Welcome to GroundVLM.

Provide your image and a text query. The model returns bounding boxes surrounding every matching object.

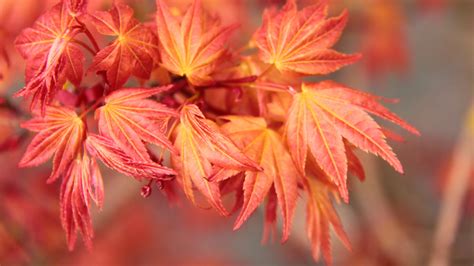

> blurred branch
[353,153,418,265]
[429,103,473,266]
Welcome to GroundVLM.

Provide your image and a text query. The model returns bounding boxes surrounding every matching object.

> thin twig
[429,104,473,266]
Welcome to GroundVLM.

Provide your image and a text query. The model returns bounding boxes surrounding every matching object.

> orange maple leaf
[89,2,159,89]
[155,0,237,85]
[286,81,419,201]
[95,85,178,162]
[215,116,299,242]
[254,0,360,75]
[171,105,260,215]
[19,106,85,183]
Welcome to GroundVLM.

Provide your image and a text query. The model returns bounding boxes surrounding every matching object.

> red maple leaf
[89,2,159,89]
[304,177,351,265]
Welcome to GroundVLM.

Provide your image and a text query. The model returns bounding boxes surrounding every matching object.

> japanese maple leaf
[60,152,103,250]
[155,0,237,86]
[305,177,351,265]
[215,116,299,241]
[254,0,360,75]
[95,85,178,162]
[171,105,260,215]
[89,2,159,89]
[19,106,85,182]
[86,134,176,181]
[14,2,85,112]
[286,81,419,201]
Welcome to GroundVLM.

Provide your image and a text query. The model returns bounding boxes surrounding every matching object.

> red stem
[79,95,105,119]
[74,17,100,52]
[72,39,96,55]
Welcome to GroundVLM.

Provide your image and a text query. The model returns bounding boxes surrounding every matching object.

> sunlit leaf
[155,0,237,85]
[286,81,418,201]
[254,0,360,75]
[218,116,299,241]
[171,105,260,215]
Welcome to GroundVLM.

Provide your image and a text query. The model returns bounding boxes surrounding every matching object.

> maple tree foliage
[10,0,419,263]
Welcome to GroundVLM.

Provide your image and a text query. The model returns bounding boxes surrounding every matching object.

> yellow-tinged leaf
[19,106,85,183]
[286,81,418,201]
[172,105,260,216]
[219,116,299,242]
[96,86,178,162]
[254,0,360,75]
[155,0,237,85]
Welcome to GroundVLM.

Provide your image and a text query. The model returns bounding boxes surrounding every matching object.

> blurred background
[0,0,472,265]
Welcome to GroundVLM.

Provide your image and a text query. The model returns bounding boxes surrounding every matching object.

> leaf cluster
[13,0,418,263]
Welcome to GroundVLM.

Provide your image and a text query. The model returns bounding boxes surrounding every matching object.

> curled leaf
[60,152,103,250]
[14,2,85,113]
[172,105,260,215]
[86,134,176,180]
